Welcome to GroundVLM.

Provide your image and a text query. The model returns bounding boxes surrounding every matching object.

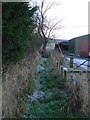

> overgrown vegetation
[2,50,40,118]
[20,57,87,118]
[2,2,41,118]
[2,2,37,65]
[20,58,70,118]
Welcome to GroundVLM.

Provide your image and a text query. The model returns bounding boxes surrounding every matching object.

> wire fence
[64,54,90,71]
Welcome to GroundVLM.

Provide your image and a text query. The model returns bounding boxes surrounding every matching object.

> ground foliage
[20,57,86,118]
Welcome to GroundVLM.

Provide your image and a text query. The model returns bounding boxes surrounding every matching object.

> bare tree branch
[33,0,62,51]
[43,2,54,14]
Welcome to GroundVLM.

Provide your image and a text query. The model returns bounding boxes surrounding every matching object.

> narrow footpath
[21,57,84,118]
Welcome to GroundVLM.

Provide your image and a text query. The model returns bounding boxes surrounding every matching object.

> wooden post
[70,56,73,68]
[60,66,63,77]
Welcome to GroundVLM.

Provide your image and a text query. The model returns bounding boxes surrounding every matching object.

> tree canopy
[2,2,37,65]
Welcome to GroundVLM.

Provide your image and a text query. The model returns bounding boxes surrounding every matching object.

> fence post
[70,56,73,68]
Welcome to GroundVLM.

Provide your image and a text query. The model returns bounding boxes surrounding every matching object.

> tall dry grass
[2,51,41,118]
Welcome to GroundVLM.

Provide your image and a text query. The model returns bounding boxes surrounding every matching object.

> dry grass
[2,51,41,118]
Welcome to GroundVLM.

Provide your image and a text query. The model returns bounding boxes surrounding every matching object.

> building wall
[68,34,90,57]
[80,41,90,57]
[75,35,88,56]
[68,38,75,54]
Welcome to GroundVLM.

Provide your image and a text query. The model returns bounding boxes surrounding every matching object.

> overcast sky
[31,0,89,39]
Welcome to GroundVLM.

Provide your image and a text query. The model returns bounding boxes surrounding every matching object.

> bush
[2,2,37,65]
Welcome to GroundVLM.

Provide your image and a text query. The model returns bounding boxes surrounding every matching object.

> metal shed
[68,34,90,57]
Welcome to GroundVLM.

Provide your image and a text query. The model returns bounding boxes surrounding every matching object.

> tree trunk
[42,40,47,52]
[41,39,48,57]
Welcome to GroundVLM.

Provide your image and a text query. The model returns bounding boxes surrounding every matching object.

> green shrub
[2,2,37,65]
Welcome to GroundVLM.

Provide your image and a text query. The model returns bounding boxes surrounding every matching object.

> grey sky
[31,0,89,39]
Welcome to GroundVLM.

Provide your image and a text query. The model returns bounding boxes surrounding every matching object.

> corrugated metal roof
[48,39,68,44]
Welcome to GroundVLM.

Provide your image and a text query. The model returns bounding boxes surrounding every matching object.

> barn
[68,34,90,58]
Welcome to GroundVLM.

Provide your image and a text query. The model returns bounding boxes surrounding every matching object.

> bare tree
[33,0,62,52]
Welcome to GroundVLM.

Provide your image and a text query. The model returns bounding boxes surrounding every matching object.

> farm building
[68,34,90,58]
[55,40,69,53]
[44,39,68,54]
